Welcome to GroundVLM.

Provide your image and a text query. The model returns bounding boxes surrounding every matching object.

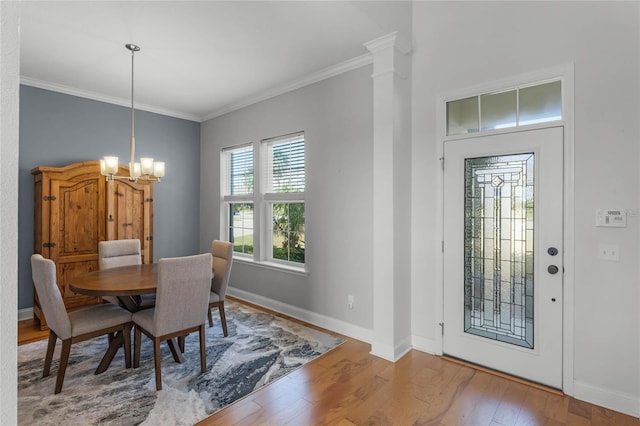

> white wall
[200,66,375,340]
[411,1,639,416]
[0,1,19,423]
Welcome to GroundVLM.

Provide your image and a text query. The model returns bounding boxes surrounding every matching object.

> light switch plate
[598,244,620,261]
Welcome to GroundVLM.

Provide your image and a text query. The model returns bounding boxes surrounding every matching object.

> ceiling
[19,1,411,122]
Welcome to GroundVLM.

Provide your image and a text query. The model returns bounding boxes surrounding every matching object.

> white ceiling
[19,1,410,122]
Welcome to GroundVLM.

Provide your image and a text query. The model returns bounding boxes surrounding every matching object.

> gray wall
[18,85,201,309]
[200,65,374,331]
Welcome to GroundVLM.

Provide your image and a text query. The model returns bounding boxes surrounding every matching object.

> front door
[443,127,564,389]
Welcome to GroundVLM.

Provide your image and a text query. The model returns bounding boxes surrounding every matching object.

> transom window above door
[446,80,562,136]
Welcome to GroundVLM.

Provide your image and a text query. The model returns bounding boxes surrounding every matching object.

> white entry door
[443,127,564,389]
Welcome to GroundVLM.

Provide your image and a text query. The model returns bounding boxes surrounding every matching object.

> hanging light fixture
[100,43,165,182]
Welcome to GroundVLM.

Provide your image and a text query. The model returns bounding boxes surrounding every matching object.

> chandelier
[100,43,165,182]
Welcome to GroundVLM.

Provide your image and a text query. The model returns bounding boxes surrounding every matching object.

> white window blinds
[262,133,305,196]
[222,144,253,197]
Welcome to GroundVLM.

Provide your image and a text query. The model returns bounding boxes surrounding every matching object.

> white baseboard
[229,288,420,364]
[574,380,640,418]
[411,334,441,355]
[18,308,33,322]
[227,287,374,344]
[370,335,413,362]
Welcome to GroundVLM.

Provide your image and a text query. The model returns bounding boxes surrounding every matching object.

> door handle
[547,265,559,274]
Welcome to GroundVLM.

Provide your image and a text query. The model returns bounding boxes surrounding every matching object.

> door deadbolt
[547,247,558,256]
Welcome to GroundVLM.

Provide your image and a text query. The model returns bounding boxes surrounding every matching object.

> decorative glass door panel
[464,154,534,348]
[443,127,563,389]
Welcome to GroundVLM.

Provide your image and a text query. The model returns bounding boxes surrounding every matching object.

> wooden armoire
[32,160,154,329]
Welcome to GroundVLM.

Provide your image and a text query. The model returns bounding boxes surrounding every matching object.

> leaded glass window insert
[464,153,534,349]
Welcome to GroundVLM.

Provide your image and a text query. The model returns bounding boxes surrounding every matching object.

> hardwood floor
[18,302,639,426]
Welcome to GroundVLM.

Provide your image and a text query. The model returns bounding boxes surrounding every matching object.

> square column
[364,32,412,361]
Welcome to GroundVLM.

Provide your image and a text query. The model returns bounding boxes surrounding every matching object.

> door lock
[547,265,559,274]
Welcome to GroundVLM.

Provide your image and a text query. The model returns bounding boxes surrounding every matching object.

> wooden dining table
[71,264,158,312]
[70,263,186,374]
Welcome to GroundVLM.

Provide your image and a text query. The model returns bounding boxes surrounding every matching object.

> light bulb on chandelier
[100,43,165,182]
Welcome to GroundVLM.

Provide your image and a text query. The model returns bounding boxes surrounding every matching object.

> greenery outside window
[229,202,254,255]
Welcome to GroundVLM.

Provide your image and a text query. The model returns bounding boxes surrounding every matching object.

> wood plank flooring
[18,301,639,426]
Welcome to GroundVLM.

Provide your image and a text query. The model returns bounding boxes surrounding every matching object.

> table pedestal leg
[95,331,130,374]
[166,338,185,363]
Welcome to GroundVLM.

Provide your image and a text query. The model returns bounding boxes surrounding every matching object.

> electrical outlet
[347,294,354,309]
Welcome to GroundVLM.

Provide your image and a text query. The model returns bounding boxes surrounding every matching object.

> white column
[0,1,20,423]
[365,32,412,361]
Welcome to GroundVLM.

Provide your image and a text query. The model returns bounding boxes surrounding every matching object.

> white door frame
[434,64,575,395]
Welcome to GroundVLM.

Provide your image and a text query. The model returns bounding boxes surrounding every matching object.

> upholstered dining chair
[132,253,213,391]
[98,239,154,310]
[30,254,133,394]
[208,240,233,337]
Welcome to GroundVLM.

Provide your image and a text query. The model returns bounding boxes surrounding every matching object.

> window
[220,132,305,269]
[262,133,305,265]
[221,144,254,256]
[447,80,562,136]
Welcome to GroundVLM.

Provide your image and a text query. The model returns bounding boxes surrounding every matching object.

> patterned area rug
[18,301,344,425]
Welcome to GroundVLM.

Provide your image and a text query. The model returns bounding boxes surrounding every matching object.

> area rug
[18,300,344,425]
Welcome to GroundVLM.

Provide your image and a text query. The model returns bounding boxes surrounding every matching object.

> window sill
[233,256,308,277]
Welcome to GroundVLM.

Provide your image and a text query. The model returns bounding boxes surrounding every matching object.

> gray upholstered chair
[98,239,154,310]
[132,253,213,391]
[208,240,233,336]
[30,254,133,394]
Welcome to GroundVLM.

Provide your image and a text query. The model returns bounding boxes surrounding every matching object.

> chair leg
[199,324,206,373]
[54,339,72,394]
[178,335,185,353]
[207,307,213,328]
[43,331,57,378]
[153,338,162,391]
[134,326,142,368]
[123,323,132,368]
[219,302,228,337]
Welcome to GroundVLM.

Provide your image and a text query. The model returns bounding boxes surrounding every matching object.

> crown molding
[21,50,373,123]
[202,52,373,121]
[20,76,201,122]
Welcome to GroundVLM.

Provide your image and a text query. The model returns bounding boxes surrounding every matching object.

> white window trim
[220,133,307,274]
[260,132,306,269]
[220,143,255,262]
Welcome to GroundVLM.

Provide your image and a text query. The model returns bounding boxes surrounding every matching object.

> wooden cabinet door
[48,177,104,310]
[106,179,153,263]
